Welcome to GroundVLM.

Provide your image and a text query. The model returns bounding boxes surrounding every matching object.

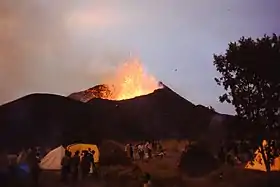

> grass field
[8,140,280,187]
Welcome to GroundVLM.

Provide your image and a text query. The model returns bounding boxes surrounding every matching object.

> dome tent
[245,140,280,172]
[39,145,65,170]
[39,143,100,170]
[67,143,100,163]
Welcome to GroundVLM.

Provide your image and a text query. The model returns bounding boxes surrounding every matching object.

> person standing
[26,148,41,187]
[125,143,132,160]
[71,151,80,183]
[0,150,10,186]
[80,151,90,179]
[17,148,27,164]
[129,144,134,160]
[144,142,150,160]
[147,143,152,159]
[138,144,144,160]
[87,148,96,177]
[133,145,138,160]
[61,150,71,184]
[125,144,130,158]
[141,172,152,187]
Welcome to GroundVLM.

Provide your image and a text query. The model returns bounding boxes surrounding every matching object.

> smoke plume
[0,0,126,104]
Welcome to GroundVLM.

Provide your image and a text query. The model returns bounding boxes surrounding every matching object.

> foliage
[208,106,215,112]
[213,33,280,172]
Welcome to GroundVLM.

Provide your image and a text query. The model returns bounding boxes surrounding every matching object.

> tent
[67,143,99,163]
[39,145,65,170]
[245,140,280,171]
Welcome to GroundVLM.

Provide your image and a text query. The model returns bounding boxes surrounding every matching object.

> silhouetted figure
[144,143,149,160]
[90,149,98,177]
[218,146,225,163]
[125,144,129,157]
[0,150,10,187]
[133,145,138,160]
[158,143,163,153]
[157,143,164,159]
[142,172,151,187]
[152,141,157,152]
[80,151,90,179]
[71,151,80,183]
[138,144,144,160]
[158,150,165,159]
[17,148,28,164]
[147,143,152,159]
[87,149,94,165]
[61,150,71,184]
[87,148,95,176]
[129,144,134,160]
[125,143,133,160]
[26,148,41,187]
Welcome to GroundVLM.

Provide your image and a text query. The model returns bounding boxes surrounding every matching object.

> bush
[178,144,220,177]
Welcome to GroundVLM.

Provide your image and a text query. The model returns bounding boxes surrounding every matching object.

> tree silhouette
[213,34,280,172]
[208,106,215,112]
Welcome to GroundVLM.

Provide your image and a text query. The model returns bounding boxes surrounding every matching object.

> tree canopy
[208,106,215,112]
[213,33,280,172]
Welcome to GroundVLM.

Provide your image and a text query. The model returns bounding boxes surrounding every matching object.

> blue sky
[0,0,279,114]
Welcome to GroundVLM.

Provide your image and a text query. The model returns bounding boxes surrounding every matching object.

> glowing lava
[106,58,161,100]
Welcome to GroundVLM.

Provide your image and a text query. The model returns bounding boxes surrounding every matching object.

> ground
[10,140,280,187]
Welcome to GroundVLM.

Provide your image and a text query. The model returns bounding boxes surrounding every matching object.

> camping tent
[39,143,100,170]
[245,140,280,171]
[39,145,65,170]
[67,143,99,163]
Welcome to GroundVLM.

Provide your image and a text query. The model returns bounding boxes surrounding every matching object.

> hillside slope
[0,84,241,152]
[0,94,99,151]
[86,85,216,141]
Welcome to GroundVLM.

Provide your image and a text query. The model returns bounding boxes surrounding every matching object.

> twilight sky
[0,0,279,114]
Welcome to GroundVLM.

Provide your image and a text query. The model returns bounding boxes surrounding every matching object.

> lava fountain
[105,58,162,100]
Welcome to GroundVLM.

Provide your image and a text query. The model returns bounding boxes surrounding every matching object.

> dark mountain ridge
[86,85,215,141]
[0,84,245,152]
[0,94,98,151]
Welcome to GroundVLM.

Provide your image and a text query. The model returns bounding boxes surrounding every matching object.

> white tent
[40,145,65,170]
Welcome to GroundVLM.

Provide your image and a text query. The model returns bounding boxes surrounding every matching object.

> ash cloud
[0,0,126,104]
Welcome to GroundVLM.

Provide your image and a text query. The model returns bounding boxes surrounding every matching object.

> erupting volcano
[69,58,162,102]
[106,58,161,100]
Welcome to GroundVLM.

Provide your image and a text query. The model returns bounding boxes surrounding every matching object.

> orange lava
[105,58,161,100]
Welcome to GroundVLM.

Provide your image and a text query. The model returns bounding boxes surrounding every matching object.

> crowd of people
[60,148,97,185]
[0,147,41,186]
[124,141,165,161]
[0,147,98,186]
